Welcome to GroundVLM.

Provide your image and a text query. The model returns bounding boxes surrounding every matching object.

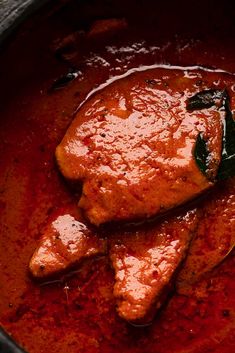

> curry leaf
[193,133,209,176]
[186,89,226,111]
[189,89,235,180]
[217,97,235,180]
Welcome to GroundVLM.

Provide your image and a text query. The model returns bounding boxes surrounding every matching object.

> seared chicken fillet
[109,209,199,323]
[56,68,223,225]
[30,205,106,278]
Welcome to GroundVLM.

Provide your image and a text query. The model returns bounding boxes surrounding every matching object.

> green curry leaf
[188,89,235,180]
[193,133,209,177]
[186,89,226,111]
[217,97,235,180]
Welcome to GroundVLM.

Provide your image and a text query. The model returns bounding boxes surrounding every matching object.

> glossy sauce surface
[0,0,235,352]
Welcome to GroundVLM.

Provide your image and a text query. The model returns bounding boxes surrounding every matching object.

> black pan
[0,0,49,43]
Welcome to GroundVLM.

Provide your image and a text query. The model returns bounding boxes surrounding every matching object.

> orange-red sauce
[0,0,235,352]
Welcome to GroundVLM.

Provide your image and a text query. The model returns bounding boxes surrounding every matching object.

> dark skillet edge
[0,0,50,45]
[0,3,52,352]
[0,327,27,353]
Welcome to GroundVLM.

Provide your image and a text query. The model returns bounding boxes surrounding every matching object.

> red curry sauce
[0,0,235,352]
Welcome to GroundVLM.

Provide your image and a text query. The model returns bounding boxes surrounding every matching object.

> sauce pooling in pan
[0,0,235,352]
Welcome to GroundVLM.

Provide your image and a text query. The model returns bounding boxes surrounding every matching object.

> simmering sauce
[0,0,235,352]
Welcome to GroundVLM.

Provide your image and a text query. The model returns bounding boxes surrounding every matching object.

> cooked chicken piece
[56,68,224,225]
[29,205,106,278]
[109,208,199,323]
[177,177,235,293]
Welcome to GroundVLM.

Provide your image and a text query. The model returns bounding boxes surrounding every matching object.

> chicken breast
[56,68,223,225]
[109,208,199,323]
[29,205,106,278]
